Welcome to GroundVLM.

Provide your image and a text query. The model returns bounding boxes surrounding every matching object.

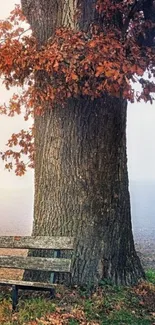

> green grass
[101,310,152,324]
[17,297,56,322]
[0,273,154,325]
[0,296,56,325]
[145,269,155,284]
[68,320,79,325]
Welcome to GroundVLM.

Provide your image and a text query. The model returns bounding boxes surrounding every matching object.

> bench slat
[0,279,56,288]
[0,256,71,272]
[0,236,74,250]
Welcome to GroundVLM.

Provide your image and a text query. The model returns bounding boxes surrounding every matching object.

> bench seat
[0,278,57,288]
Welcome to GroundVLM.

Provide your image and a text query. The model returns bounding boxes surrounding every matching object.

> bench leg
[12,285,18,311]
[50,288,55,299]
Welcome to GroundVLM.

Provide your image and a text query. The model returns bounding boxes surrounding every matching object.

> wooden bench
[0,236,74,310]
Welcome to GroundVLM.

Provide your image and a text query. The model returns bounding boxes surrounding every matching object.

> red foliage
[1,127,34,175]
[0,2,155,174]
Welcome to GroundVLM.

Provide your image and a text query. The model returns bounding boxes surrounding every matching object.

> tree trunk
[21,0,145,285]
[30,95,144,285]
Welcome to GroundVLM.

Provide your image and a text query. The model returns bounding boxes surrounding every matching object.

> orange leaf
[6,57,13,65]
[53,60,59,71]
[71,72,78,81]
[88,40,96,48]
[95,66,105,77]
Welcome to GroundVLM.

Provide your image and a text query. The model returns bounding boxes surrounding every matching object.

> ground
[0,240,154,324]
[135,230,155,270]
[0,275,155,324]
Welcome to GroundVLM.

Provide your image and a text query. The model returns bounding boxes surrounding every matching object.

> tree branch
[123,0,155,46]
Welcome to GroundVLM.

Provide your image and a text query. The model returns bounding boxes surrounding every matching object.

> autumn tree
[1,0,155,285]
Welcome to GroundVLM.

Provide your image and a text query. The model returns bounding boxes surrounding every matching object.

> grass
[146,269,155,284]
[0,270,154,324]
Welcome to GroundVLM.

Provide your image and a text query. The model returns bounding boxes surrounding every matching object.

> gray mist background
[0,0,155,238]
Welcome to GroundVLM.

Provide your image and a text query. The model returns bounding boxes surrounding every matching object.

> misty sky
[0,0,155,193]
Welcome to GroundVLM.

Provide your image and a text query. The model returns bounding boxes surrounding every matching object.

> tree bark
[30,96,144,285]
[21,0,145,285]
